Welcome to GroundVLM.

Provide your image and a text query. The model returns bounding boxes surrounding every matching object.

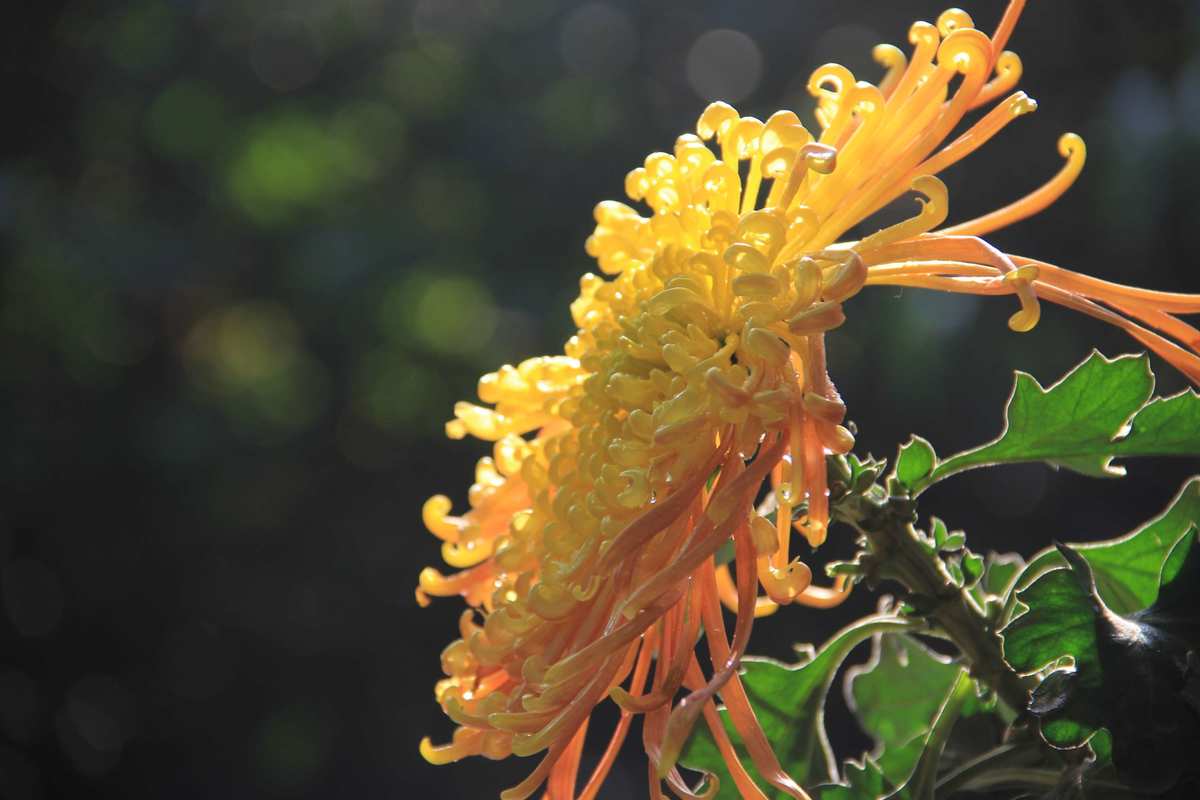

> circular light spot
[183,303,328,438]
[686,29,764,103]
[559,3,637,76]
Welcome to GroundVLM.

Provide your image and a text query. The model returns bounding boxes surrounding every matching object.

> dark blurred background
[3,0,1200,797]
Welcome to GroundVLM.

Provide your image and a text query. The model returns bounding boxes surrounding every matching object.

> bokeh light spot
[413,277,497,356]
[226,113,375,225]
[376,271,498,357]
[686,29,764,103]
[184,303,328,439]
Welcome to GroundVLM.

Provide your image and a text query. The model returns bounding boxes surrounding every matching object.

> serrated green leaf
[846,453,886,491]
[979,553,1024,598]
[934,351,1152,480]
[1114,389,1200,457]
[1041,711,1103,750]
[1002,537,1200,793]
[939,533,965,553]
[1138,527,1200,645]
[1013,478,1200,615]
[679,616,914,798]
[1089,728,1113,767]
[826,561,862,578]
[969,552,1026,613]
[884,669,975,800]
[1001,568,1100,681]
[895,436,935,492]
[929,518,948,549]
[847,634,966,786]
[961,553,984,588]
[1107,533,1200,792]
[1160,527,1197,589]
[817,758,890,800]
[1027,668,1103,748]
[908,352,1200,494]
[946,559,964,587]
[999,557,1110,751]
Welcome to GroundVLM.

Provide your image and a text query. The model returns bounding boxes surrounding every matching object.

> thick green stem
[833,490,1035,714]
[890,521,1032,714]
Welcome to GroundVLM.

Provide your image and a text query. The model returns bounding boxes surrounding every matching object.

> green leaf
[816,758,890,800]
[679,616,914,798]
[906,352,1200,494]
[1160,526,1197,589]
[846,634,966,785]
[1115,389,1200,457]
[1139,527,1200,645]
[1089,728,1113,768]
[846,453,887,495]
[1001,567,1101,681]
[1026,667,1103,748]
[1002,538,1200,794]
[945,559,964,588]
[930,518,948,549]
[894,435,935,493]
[1000,555,1110,751]
[978,552,1024,599]
[1013,478,1200,615]
[961,552,984,588]
[969,552,1026,617]
[884,670,975,800]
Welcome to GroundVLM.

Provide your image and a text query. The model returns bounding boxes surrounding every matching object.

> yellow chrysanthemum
[417,3,1200,798]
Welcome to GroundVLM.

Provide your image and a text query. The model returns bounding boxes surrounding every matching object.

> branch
[830,474,1034,714]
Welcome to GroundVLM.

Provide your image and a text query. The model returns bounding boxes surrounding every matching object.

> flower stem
[831,484,1034,714]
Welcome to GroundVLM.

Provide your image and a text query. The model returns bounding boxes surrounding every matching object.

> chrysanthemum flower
[417,2,1200,797]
